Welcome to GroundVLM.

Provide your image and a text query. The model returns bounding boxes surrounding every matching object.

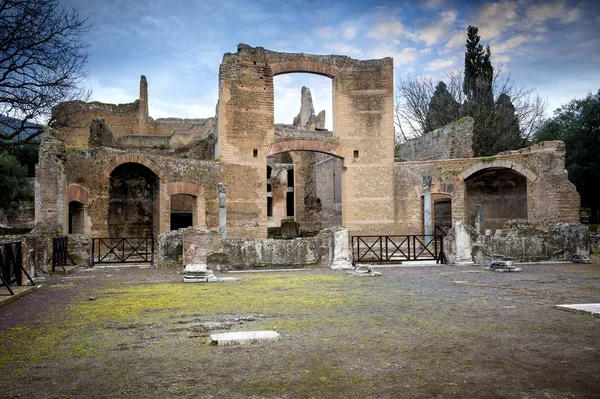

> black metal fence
[91,237,154,266]
[0,241,35,295]
[51,236,75,272]
[352,235,445,264]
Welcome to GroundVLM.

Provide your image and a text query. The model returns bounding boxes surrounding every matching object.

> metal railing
[1,241,35,295]
[91,237,154,266]
[51,236,75,272]
[352,234,445,264]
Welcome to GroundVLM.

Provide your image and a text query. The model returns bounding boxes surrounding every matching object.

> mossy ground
[1,264,599,398]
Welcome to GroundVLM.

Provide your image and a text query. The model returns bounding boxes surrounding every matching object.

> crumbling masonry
[32,44,583,271]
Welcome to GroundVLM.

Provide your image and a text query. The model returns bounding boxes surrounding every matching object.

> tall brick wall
[217,44,395,238]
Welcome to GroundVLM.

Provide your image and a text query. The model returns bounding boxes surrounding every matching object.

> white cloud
[474,0,520,40]
[315,27,335,39]
[421,0,446,9]
[443,31,466,53]
[90,78,138,105]
[343,26,357,40]
[325,43,363,58]
[526,0,582,25]
[369,44,418,66]
[367,18,409,42]
[416,9,457,46]
[425,58,455,71]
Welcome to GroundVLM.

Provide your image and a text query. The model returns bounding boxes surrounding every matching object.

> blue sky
[61,0,600,130]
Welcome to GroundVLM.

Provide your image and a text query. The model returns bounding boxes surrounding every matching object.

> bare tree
[394,75,436,141]
[0,0,90,146]
[394,67,547,154]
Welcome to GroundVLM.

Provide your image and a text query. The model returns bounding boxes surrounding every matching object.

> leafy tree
[424,81,460,133]
[0,151,31,211]
[0,0,90,146]
[394,26,546,156]
[463,25,493,105]
[534,90,600,211]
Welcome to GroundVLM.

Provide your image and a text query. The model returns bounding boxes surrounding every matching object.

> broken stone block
[348,265,381,277]
[207,331,280,346]
[88,118,117,147]
[183,263,217,283]
[280,219,298,239]
[571,254,592,264]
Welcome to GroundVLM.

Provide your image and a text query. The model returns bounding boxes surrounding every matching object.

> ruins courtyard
[1,263,599,398]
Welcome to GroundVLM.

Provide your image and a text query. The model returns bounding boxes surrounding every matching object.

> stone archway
[108,163,160,238]
[166,182,206,229]
[464,167,529,231]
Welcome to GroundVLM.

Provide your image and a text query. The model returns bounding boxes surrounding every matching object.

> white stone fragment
[207,331,280,346]
[454,222,475,265]
[554,304,600,316]
[330,229,353,270]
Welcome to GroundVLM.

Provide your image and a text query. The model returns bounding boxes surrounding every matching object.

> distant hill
[0,115,42,143]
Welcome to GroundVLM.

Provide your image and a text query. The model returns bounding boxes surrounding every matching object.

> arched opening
[274,73,332,130]
[108,163,159,238]
[170,194,194,231]
[269,73,342,235]
[68,201,85,234]
[465,167,527,231]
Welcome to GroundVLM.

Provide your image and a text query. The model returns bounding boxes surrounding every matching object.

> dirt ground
[1,262,599,399]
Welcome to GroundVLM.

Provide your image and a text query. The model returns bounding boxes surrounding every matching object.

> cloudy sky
[60,0,600,130]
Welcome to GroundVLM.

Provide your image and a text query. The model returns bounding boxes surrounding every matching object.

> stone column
[218,183,227,240]
[330,228,353,270]
[137,75,149,135]
[474,204,483,234]
[423,176,432,237]
[454,221,475,265]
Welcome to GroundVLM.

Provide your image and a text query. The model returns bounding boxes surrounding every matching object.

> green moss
[481,156,496,163]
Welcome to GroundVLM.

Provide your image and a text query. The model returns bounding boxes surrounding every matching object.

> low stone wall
[159,227,343,270]
[157,229,184,267]
[470,222,587,263]
[218,230,333,270]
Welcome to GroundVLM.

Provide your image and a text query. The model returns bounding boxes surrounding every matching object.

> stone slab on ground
[207,331,280,346]
[554,303,600,317]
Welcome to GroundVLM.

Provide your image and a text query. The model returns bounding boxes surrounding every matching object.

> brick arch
[67,184,89,204]
[103,153,167,184]
[270,60,340,78]
[262,140,348,159]
[166,182,204,198]
[166,181,206,228]
[460,159,537,182]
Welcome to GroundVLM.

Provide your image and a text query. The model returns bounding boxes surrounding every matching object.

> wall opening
[433,197,452,234]
[170,194,194,231]
[108,163,159,238]
[274,74,332,130]
[465,167,527,231]
[68,201,85,234]
[267,152,293,228]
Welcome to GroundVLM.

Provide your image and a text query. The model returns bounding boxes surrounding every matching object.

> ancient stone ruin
[24,43,586,275]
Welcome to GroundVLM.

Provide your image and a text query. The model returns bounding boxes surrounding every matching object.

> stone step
[207,331,280,346]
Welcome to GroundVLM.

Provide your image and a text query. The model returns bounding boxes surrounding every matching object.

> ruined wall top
[222,43,392,76]
[396,117,475,162]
